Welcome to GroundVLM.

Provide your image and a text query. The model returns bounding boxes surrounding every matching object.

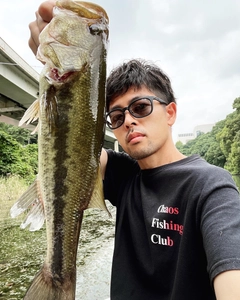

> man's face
[108,86,177,168]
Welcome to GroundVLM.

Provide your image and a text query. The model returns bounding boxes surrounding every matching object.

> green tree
[190,132,212,157]
[176,122,226,168]
[0,130,21,176]
[0,129,38,183]
[0,123,37,145]
[225,131,240,175]
[204,120,226,168]
[24,143,38,176]
[233,96,240,111]
[204,142,226,168]
[176,138,197,156]
[217,97,240,173]
[175,141,184,153]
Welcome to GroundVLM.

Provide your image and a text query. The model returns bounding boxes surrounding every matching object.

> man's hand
[214,270,240,300]
[28,0,56,55]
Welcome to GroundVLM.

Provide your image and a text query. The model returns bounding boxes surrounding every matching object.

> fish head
[37,0,109,83]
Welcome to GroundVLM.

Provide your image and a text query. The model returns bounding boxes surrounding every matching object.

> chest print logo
[157,204,179,215]
[150,204,184,247]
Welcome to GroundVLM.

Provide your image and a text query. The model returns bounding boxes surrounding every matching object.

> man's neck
[137,147,186,170]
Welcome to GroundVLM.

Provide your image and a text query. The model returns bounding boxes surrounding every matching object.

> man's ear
[166,102,177,126]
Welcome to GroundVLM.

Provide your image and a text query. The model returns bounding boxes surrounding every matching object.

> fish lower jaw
[48,68,75,83]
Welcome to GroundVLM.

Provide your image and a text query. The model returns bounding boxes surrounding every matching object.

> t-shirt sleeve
[103,149,139,206]
[200,170,240,282]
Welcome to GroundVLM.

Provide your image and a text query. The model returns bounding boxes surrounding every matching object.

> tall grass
[0,176,46,299]
[0,175,28,227]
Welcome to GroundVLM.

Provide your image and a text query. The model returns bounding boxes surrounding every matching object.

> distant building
[177,132,195,144]
[177,123,215,144]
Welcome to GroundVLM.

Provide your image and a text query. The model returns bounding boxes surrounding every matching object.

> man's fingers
[28,1,55,56]
[38,1,55,22]
[28,20,41,55]
[28,37,38,57]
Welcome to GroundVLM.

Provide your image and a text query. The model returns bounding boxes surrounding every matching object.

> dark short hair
[106,59,176,111]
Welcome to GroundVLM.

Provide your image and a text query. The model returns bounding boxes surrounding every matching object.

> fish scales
[41,68,105,274]
[10,1,109,299]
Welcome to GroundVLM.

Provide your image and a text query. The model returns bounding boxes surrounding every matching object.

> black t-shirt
[104,150,240,300]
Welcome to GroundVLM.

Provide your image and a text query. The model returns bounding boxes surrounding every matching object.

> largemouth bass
[10,1,109,299]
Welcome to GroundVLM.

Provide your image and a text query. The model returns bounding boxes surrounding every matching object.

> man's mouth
[127,132,145,144]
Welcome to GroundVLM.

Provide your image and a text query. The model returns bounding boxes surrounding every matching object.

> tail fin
[10,178,45,231]
[24,266,76,300]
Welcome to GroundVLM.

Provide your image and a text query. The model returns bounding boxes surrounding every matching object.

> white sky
[1,0,240,141]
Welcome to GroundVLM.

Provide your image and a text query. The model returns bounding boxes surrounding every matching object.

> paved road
[75,203,115,300]
[76,238,114,300]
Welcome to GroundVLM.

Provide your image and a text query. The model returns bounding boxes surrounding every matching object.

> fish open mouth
[49,68,75,82]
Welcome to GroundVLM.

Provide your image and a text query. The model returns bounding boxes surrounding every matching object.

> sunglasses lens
[107,110,124,129]
[130,98,152,117]
[106,97,153,129]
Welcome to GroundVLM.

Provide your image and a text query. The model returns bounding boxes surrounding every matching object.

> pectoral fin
[87,167,111,217]
[19,98,40,134]
[10,177,45,231]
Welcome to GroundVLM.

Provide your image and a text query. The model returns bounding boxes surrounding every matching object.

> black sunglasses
[106,96,168,130]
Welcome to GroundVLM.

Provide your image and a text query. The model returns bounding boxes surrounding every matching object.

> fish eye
[89,24,103,36]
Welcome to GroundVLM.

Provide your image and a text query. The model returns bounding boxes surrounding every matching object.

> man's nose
[123,111,137,128]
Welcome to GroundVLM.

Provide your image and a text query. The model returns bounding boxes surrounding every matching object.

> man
[29,2,240,299]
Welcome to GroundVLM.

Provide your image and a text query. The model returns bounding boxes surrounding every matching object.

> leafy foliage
[0,124,38,183]
[176,121,226,167]
[0,123,37,145]
[176,97,240,185]
[216,97,240,174]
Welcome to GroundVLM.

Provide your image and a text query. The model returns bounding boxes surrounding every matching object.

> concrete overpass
[0,37,118,150]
